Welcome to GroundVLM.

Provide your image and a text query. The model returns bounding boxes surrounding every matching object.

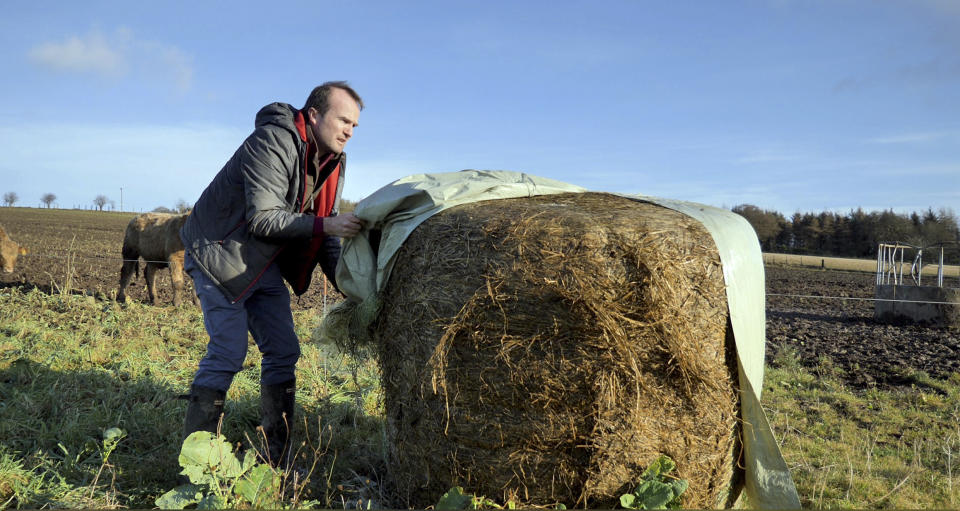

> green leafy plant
[435,486,516,510]
[620,455,688,509]
[435,486,569,510]
[155,431,317,509]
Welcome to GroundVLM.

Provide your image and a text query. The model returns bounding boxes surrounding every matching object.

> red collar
[294,110,308,142]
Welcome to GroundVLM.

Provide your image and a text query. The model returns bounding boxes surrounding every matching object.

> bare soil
[766,265,960,389]
[0,207,336,310]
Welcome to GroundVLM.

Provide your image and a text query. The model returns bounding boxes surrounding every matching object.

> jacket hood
[254,102,299,134]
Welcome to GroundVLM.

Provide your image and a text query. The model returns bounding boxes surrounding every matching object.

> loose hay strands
[372,193,744,508]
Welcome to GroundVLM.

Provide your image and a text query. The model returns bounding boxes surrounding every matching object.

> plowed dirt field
[0,207,336,309]
[766,265,960,388]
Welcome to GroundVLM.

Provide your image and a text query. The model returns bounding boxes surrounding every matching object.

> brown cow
[118,212,196,306]
[0,224,28,273]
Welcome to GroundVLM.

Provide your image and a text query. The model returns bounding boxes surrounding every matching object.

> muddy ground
[0,208,338,310]
[2,208,958,389]
[766,265,960,388]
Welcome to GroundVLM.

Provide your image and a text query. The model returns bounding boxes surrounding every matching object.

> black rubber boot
[182,385,226,442]
[178,385,225,485]
[260,379,296,468]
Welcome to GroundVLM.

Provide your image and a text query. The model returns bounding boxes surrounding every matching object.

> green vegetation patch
[0,287,385,509]
[765,346,960,509]
[5,283,960,509]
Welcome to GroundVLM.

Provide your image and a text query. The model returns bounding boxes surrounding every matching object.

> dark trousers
[184,252,300,392]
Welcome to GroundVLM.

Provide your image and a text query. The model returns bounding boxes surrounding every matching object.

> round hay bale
[376,192,743,508]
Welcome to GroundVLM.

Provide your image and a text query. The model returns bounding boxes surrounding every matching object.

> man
[179,82,364,466]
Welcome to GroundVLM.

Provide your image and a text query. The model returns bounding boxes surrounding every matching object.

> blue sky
[0,1,957,216]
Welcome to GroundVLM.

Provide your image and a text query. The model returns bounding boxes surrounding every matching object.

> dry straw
[364,192,742,508]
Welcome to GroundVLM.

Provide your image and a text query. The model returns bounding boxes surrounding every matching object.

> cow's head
[0,239,28,273]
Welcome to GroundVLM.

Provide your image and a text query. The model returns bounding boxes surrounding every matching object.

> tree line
[3,191,191,213]
[733,204,960,257]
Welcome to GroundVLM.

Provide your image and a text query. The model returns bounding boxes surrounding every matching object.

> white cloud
[28,30,124,75]
[141,40,194,93]
[866,131,959,144]
[27,28,194,93]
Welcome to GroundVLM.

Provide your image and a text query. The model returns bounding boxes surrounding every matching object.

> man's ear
[307,107,319,124]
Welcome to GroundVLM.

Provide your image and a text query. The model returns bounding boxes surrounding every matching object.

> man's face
[309,88,360,155]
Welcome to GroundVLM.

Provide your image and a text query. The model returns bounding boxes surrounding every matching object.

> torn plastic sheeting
[332,170,800,509]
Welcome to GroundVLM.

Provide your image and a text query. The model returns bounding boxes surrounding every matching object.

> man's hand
[323,213,363,238]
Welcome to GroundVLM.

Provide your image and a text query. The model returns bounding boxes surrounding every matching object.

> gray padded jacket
[180,102,345,303]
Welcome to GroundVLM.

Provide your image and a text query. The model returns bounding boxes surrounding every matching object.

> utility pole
[120,187,123,212]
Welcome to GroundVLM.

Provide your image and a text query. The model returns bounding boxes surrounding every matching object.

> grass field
[0,289,385,509]
[764,348,960,508]
[0,284,959,508]
[2,207,960,508]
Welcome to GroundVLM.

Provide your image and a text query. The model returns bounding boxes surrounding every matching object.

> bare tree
[93,195,109,211]
[2,191,17,207]
[175,198,192,214]
[41,193,56,208]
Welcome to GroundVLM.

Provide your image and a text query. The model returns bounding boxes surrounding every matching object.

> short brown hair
[303,81,364,116]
